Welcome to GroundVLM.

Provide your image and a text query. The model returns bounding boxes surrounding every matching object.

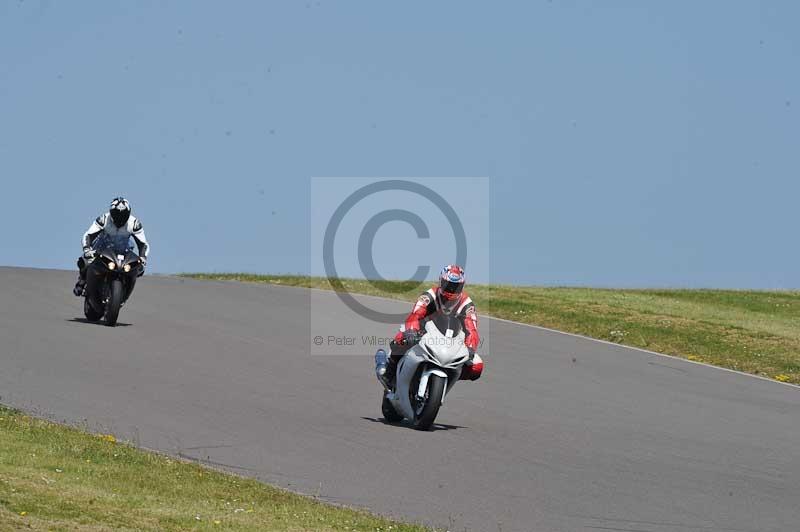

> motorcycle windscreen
[422,316,468,367]
[430,312,463,337]
[92,234,135,256]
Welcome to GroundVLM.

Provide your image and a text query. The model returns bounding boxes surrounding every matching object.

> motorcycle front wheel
[412,374,445,431]
[105,279,124,326]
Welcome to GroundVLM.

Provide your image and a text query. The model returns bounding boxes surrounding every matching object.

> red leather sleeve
[404,292,434,331]
[462,304,480,351]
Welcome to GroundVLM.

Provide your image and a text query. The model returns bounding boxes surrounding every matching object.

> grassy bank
[0,406,427,531]
[184,274,800,385]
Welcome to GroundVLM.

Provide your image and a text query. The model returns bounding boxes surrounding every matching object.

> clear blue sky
[1,1,797,288]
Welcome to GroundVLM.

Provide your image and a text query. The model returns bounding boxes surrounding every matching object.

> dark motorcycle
[83,237,143,326]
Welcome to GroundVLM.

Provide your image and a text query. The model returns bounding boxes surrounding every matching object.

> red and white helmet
[438,264,465,302]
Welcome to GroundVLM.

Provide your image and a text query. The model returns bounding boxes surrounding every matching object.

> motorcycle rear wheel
[83,298,103,322]
[381,394,403,423]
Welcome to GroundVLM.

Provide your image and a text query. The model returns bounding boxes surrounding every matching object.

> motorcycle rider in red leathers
[378,265,484,387]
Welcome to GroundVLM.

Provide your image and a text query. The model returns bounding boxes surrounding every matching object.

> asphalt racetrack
[1,267,798,532]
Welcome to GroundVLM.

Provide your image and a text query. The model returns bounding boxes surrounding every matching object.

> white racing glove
[83,247,96,261]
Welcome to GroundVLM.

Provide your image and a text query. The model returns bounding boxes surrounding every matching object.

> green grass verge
[183,274,800,385]
[0,406,427,531]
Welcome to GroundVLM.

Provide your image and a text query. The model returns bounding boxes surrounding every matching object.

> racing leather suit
[74,213,150,293]
[387,287,483,381]
[83,213,149,256]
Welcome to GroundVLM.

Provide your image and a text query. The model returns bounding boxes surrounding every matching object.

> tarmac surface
[1,267,798,531]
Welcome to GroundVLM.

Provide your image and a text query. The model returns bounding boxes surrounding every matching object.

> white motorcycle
[375,313,481,430]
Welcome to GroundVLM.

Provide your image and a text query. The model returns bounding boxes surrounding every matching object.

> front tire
[83,298,103,322]
[105,279,123,326]
[412,374,445,431]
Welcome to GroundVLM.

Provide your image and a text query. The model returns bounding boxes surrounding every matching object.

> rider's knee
[460,353,484,381]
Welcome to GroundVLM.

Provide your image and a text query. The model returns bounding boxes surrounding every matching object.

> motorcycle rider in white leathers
[73,197,150,296]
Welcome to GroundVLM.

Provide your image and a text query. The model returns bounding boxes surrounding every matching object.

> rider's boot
[73,275,86,297]
[375,349,396,388]
[375,349,389,385]
[73,257,87,297]
[375,347,404,389]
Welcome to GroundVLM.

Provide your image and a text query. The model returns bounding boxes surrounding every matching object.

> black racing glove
[402,329,422,346]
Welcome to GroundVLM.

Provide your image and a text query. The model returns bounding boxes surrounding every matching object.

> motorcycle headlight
[123,264,131,273]
[107,261,116,270]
